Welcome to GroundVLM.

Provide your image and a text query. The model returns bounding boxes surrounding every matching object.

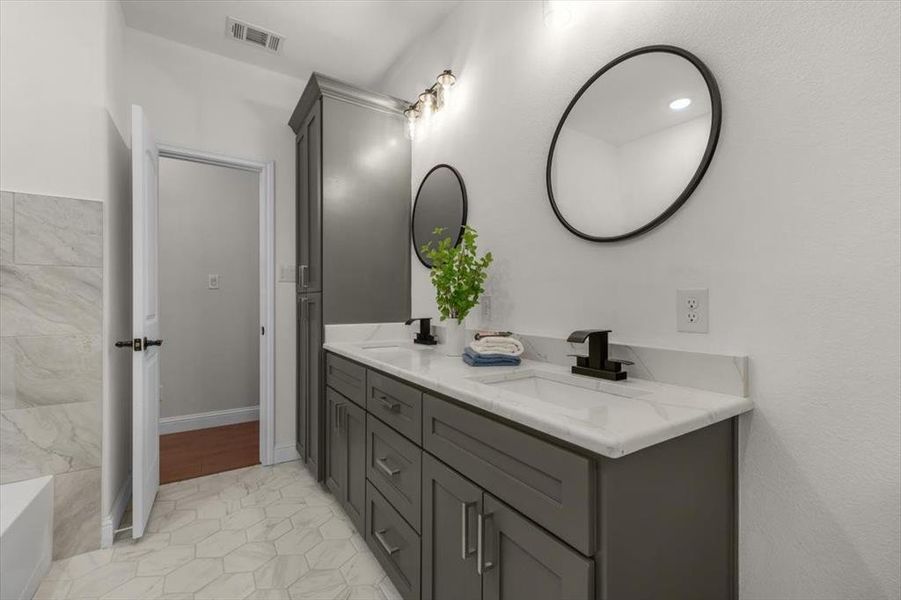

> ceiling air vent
[226,17,283,54]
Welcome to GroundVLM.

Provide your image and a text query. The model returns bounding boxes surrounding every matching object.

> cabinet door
[296,100,321,293]
[482,494,594,600]
[325,389,345,499]
[422,454,482,600]
[295,296,308,462]
[343,401,366,533]
[305,293,322,478]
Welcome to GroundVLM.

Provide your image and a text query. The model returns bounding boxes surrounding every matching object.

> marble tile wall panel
[53,467,102,559]
[1,335,101,409]
[0,190,105,563]
[0,191,12,264]
[0,264,102,336]
[0,400,101,483]
[13,193,102,267]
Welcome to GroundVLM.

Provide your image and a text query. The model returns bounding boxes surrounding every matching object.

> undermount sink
[468,369,650,410]
[357,342,432,359]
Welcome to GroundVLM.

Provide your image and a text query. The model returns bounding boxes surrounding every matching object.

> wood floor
[159,420,259,484]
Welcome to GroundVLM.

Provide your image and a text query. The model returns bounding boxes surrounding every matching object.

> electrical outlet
[481,294,492,322]
[208,274,220,290]
[677,288,708,333]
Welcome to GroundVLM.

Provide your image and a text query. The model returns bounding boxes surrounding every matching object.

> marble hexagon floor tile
[38,462,402,599]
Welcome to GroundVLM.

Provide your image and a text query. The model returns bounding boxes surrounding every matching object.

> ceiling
[121,0,460,91]
[565,52,712,145]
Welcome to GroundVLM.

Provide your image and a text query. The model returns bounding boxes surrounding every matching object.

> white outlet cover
[481,294,492,321]
[677,288,708,333]
[208,274,220,290]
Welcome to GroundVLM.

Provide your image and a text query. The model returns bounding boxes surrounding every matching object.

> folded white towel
[470,336,524,357]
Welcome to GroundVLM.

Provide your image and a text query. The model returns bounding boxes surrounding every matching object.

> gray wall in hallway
[158,158,260,419]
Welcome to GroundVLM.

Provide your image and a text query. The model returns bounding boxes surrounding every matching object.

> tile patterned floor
[34,462,401,600]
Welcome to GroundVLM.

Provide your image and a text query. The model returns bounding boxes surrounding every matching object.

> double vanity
[317,328,752,600]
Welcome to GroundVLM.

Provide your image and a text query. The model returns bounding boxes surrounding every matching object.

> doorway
[156,145,275,483]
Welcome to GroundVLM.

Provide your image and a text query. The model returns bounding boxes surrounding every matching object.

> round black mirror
[547,45,721,242]
[412,164,468,267]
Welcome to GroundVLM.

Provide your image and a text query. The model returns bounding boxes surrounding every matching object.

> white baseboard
[273,443,300,464]
[101,474,131,548]
[159,406,259,435]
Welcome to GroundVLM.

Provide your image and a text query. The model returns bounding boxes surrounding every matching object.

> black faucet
[567,330,633,381]
[405,317,437,345]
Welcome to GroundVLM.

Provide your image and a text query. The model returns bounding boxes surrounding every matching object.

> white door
[131,105,161,539]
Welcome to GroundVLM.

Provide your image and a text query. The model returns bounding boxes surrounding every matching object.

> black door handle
[144,338,163,347]
[115,340,133,348]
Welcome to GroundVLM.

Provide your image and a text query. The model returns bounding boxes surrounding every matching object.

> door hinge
[261,326,265,335]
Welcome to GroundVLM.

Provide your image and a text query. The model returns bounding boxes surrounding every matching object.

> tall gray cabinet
[289,74,411,480]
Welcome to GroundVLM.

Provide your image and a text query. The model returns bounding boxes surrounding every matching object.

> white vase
[443,319,466,357]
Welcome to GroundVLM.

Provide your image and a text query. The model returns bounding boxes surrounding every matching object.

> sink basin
[468,369,649,410]
[357,342,432,361]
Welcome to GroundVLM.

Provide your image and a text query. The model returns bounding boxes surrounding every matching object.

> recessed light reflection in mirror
[669,97,692,111]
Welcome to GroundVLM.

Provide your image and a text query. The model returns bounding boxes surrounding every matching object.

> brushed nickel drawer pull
[374,529,400,555]
[375,457,401,477]
[377,395,401,412]
[477,513,494,575]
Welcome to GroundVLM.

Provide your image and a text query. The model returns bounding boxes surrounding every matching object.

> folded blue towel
[462,346,522,367]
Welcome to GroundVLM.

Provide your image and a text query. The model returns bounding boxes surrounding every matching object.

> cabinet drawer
[367,415,422,532]
[422,394,596,555]
[326,353,365,407]
[366,482,421,600]
[367,370,422,443]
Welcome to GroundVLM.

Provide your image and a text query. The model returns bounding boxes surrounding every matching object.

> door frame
[157,143,276,466]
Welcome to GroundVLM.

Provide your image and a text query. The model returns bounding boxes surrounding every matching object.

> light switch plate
[208,274,220,290]
[677,288,708,333]
[278,264,296,283]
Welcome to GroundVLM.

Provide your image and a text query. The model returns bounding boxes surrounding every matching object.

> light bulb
[418,89,436,120]
[403,106,419,141]
[669,97,692,111]
[436,69,456,108]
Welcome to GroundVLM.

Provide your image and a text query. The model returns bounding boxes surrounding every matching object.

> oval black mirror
[412,164,467,267]
[547,45,721,242]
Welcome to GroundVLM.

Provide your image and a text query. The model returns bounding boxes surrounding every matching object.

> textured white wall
[379,1,901,598]
[158,159,259,418]
[125,29,305,452]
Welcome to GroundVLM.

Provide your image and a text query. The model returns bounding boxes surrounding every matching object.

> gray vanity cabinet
[482,494,594,600]
[324,387,366,533]
[324,388,345,499]
[296,292,321,475]
[322,352,737,600]
[296,100,322,294]
[344,401,367,532]
[422,454,482,600]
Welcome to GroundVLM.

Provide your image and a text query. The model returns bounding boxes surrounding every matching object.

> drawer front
[367,415,422,532]
[326,353,366,407]
[422,394,595,555]
[367,370,422,443]
[366,482,421,600]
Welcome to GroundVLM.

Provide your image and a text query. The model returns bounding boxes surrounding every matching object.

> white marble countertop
[322,338,753,459]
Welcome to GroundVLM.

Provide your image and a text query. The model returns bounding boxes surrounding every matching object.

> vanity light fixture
[669,97,692,111]
[404,69,457,140]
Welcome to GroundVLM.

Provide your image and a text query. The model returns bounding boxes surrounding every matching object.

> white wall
[158,158,259,418]
[0,0,132,547]
[379,1,901,598]
[125,29,305,453]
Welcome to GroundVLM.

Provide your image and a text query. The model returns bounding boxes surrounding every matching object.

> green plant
[421,225,493,322]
